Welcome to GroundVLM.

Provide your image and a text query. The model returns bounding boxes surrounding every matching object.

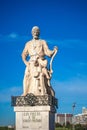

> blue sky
[0,0,87,126]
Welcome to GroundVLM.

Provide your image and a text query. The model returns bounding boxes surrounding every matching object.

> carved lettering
[22,112,42,128]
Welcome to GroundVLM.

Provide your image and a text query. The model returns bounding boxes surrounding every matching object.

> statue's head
[31,26,40,39]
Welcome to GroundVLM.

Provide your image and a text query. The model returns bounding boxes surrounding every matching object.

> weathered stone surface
[14,106,55,130]
[21,26,58,96]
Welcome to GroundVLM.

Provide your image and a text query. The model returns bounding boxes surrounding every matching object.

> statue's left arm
[42,40,58,57]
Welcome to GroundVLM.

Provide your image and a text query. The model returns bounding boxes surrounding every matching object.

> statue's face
[32,28,40,39]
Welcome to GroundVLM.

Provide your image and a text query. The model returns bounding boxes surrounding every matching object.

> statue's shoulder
[39,39,46,44]
[25,40,32,46]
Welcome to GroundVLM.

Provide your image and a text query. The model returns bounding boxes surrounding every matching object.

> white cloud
[8,33,19,38]
[0,86,22,102]
[0,33,29,42]
[52,76,87,96]
[47,39,87,49]
[52,77,87,112]
[79,62,87,67]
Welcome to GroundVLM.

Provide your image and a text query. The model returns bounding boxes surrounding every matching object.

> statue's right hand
[54,46,58,52]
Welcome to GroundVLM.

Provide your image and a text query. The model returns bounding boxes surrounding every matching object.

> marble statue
[22,26,58,96]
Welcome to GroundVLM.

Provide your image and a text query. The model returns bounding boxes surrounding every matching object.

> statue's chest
[29,41,43,52]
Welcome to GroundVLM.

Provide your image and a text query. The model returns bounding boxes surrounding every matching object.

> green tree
[55,123,62,128]
[75,124,84,130]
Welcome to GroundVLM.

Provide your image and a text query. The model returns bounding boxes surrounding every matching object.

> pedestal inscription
[14,106,55,130]
[22,112,42,129]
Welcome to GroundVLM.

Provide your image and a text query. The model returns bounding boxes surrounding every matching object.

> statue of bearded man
[22,26,58,96]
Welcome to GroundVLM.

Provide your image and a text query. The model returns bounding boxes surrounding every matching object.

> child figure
[34,57,50,80]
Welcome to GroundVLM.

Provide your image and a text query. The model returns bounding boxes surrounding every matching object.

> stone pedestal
[12,94,58,130]
[14,106,55,130]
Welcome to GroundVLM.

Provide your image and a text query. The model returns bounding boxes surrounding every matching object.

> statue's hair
[31,26,40,33]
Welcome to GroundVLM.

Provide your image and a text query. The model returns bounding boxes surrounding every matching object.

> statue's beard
[33,35,39,39]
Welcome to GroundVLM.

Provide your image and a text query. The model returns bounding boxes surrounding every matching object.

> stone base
[14,106,55,130]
